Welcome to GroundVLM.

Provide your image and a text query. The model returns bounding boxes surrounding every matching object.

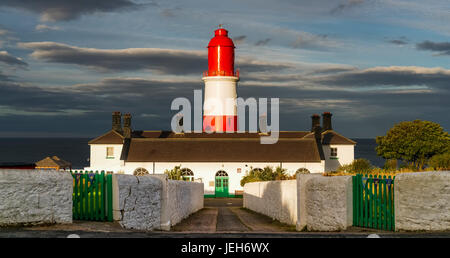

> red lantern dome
[206,27,236,77]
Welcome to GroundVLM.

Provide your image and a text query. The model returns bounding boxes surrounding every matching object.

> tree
[376,120,450,169]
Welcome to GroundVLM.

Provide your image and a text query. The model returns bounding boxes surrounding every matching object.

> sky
[0,0,449,138]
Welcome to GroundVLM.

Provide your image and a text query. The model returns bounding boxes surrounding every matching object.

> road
[0,198,449,238]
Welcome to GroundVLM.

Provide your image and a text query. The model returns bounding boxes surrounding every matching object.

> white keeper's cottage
[84,111,355,197]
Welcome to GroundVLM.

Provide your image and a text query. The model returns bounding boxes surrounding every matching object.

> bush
[164,166,183,180]
[383,159,398,171]
[428,153,450,170]
[337,158,373,174]
[240,166,294,186]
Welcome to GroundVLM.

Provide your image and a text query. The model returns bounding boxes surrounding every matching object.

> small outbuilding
[35,156,72,171]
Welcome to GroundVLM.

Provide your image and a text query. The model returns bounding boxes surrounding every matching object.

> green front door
[215,176,229,197]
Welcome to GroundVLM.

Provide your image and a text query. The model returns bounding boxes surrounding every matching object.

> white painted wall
[244,180,297,225]
[123,161,324,196]
[323,144,354,172]
[87,142,328,196]
[85,144,124,172]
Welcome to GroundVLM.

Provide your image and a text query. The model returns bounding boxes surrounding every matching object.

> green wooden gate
[215,176,229,197]
[71,170,113,222]
[353,174,395,231]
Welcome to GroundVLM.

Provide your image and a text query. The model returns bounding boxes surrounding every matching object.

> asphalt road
[1,198,449,238]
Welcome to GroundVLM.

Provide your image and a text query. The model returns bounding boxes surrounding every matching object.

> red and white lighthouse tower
[202,26,239,133]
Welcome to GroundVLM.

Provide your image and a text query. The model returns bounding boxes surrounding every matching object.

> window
[133,167,149,176]
[215,170,228,177]
[106,147,114,159]
[251,168,263,174]
[330,148,338,158]
[181,168,194,181]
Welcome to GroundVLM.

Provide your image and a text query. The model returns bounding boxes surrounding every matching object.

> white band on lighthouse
[202,75,239,133]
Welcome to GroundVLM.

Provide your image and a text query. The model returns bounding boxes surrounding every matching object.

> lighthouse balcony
[202,69,239,78]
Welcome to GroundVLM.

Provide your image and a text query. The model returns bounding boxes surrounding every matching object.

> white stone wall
[166,180,204,227]
[323,144,354,172]
[297,174,353,231]
[112,174,203,231]
[113,174,162,231]
[0,169,73,226]
[124,162,324,196]
[394,171,450,231]
[243,180,297,225]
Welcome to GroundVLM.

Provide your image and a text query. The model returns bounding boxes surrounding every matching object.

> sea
[0,138,385,169]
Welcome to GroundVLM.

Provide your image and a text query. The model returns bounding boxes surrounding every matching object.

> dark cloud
[0,66,449,138]
[0,71,12,81]
[387,39,408,45]
[19,41,291,74]
[0,51,28,67]
[19,42,207,74]
[416,40,450,55]
[311,66,450,90]
[291,34,332,50]
[233,35,246,45]
[255,38,271,46]
[0,0,141,21]
[330,0,364,14]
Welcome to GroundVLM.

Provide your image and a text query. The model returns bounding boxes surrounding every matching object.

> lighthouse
[202,26,239,133]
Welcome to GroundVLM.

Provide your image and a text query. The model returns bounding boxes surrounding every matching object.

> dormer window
[106,147,114,159]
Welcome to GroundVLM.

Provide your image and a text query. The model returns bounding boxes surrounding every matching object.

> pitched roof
[321,130,356,145]
[123,136,322,162]
[35,156,71,168]
[133,130,311,139]
[88,130,124,144]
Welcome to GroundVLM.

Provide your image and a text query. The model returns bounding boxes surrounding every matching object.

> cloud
[330,0,365,14]
[386,37,409,45]
[18,41,206,74]
[0,68,448,138]
[255,38,271,46]
[291,33,334,50]
[0,51,28,67]
[18,41,292,74]
[388,39,408,45]
[35,24,61,32]
[233,35,246,45]
[416,40,450,55]
[0,27,10,36]
[311,66,450,91]
[0,0,141,21]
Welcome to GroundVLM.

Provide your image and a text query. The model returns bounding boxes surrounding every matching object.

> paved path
[171,198,295,233]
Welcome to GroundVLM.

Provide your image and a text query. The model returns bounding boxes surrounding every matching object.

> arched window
[296,168,310,174]
[181,168,194,181]
[251,168,263,174]
[133,167,149,176]
[215,170,228,177]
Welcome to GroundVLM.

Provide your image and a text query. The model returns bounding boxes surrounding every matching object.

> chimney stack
[322,112,332,131]
[311,114,320,132]
[123,113,132,138]
[112,111,122,133]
